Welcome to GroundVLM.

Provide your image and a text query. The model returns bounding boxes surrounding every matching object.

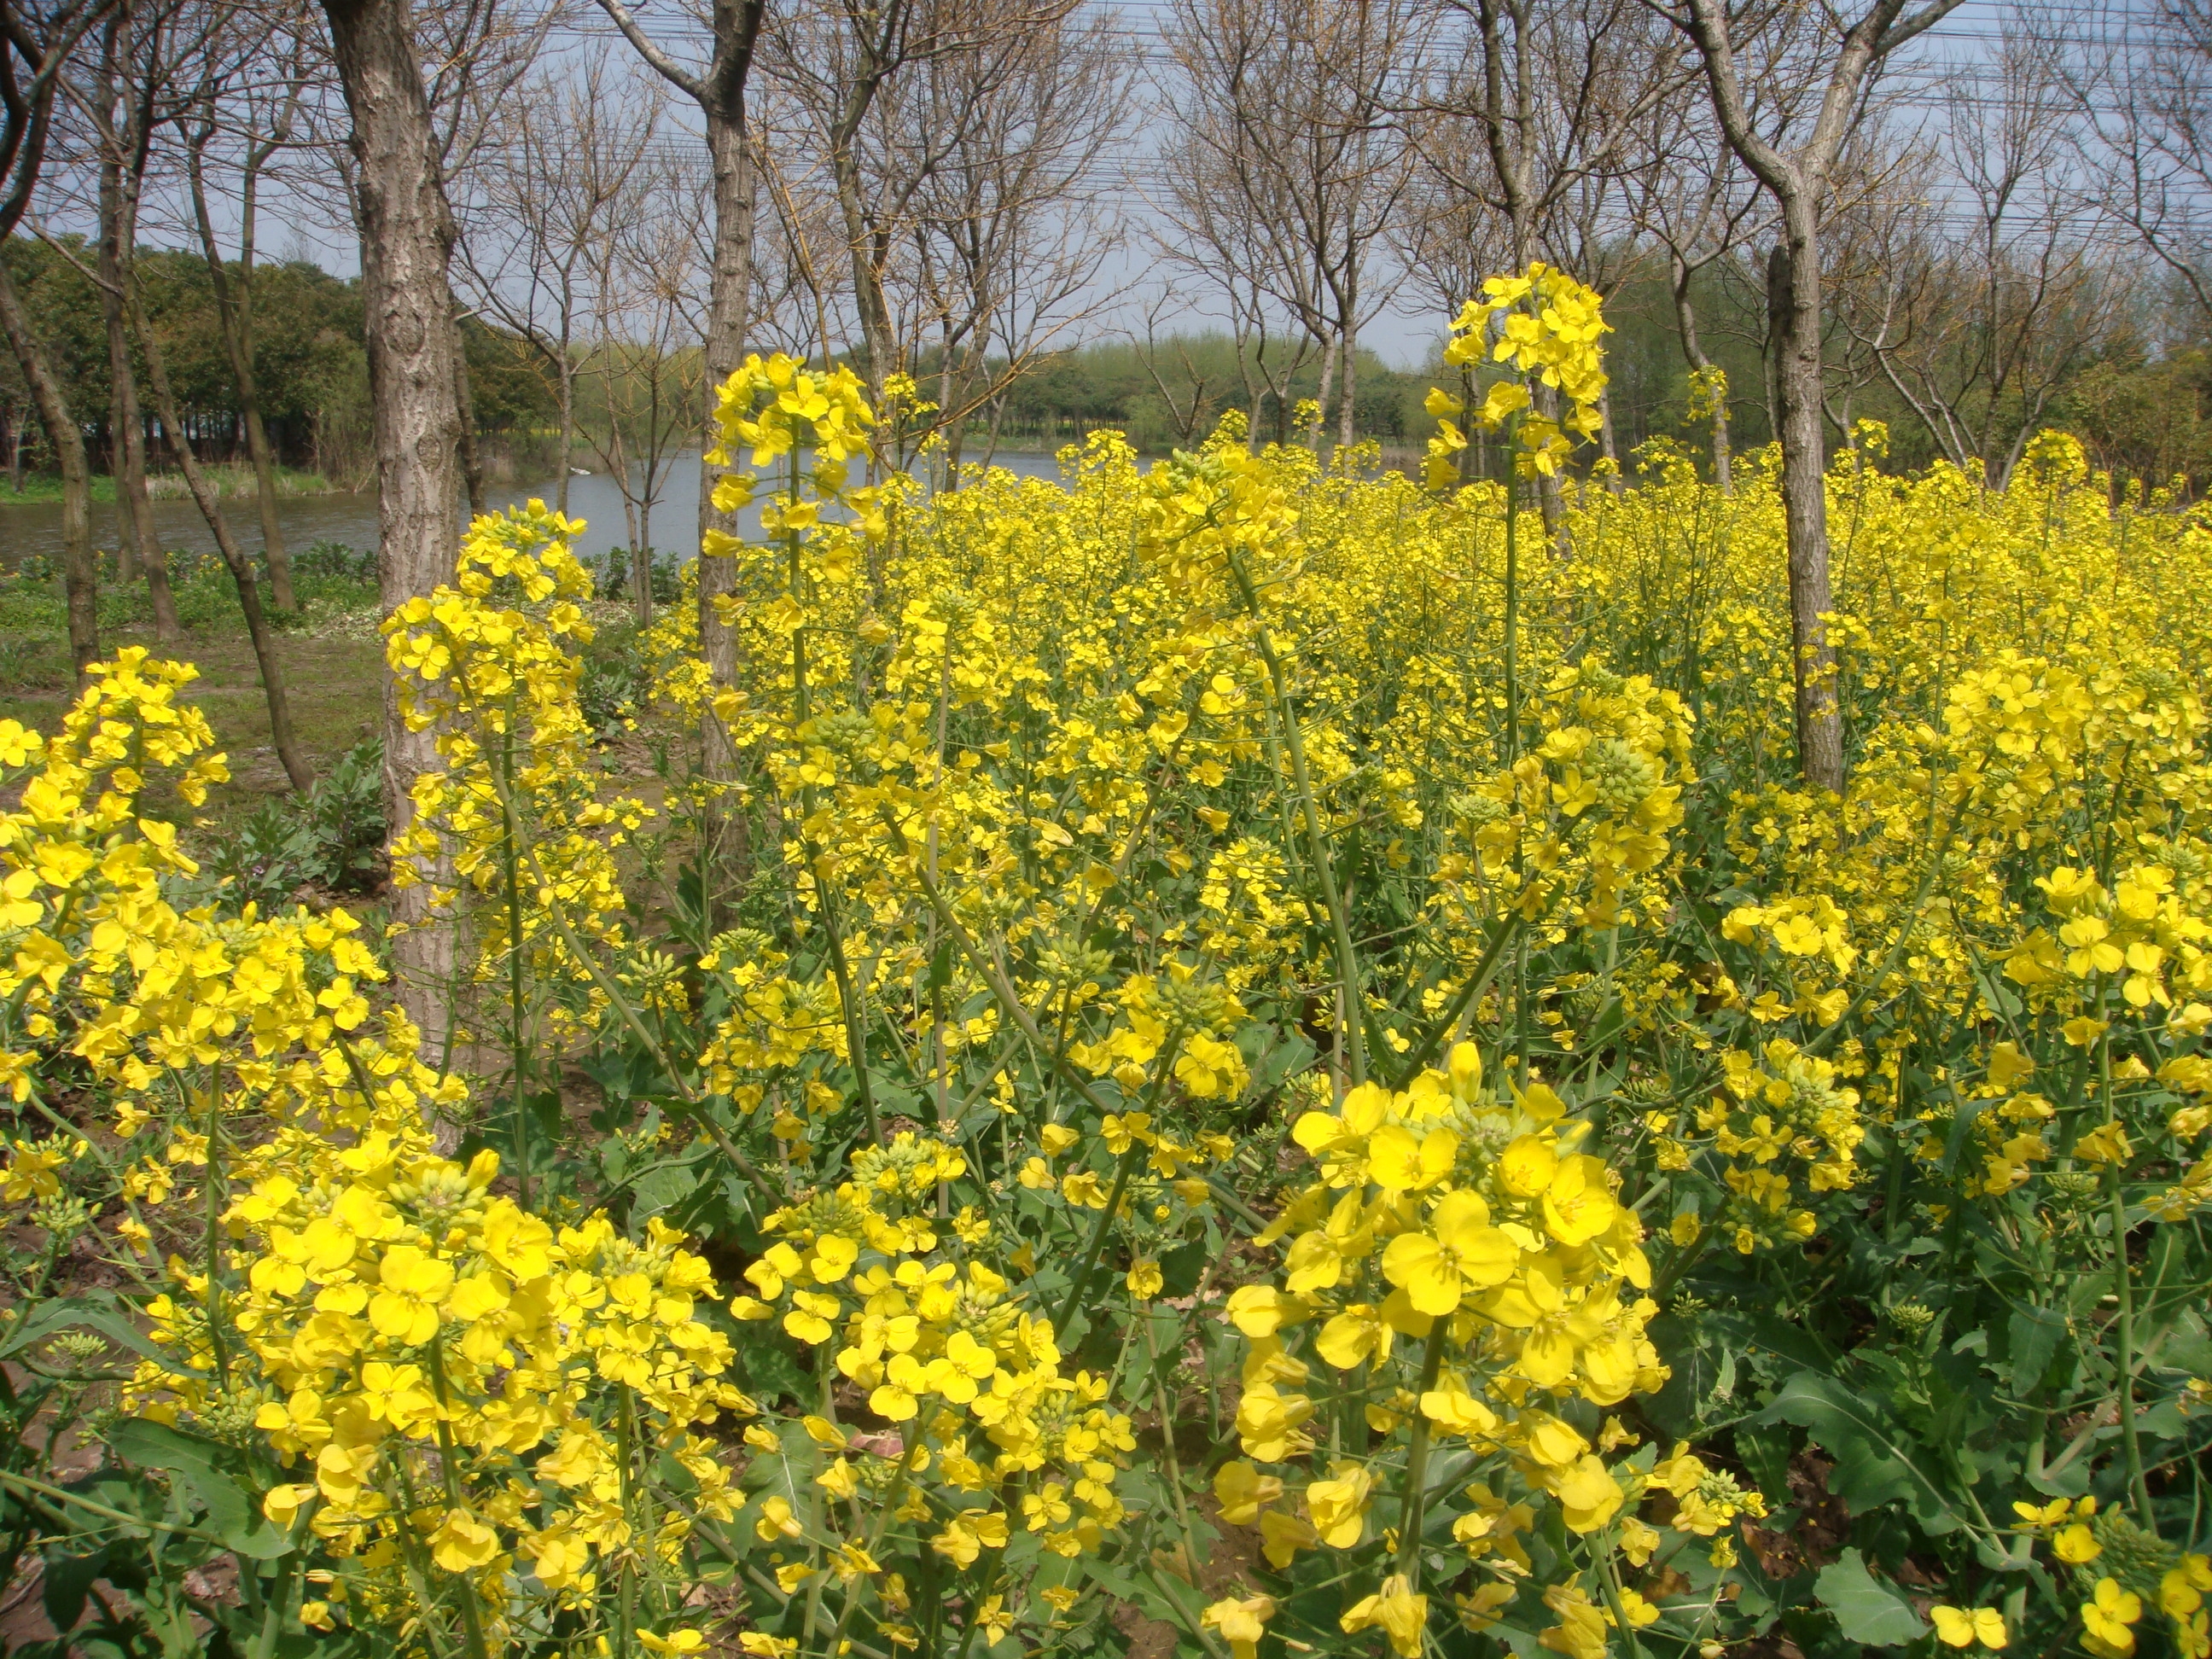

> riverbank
[0,448,1083,568]
[0,463,341,507]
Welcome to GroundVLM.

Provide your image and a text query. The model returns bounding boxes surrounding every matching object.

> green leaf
[0,1293,170,1365]
[1813,1548,1928,1647]
[631,1158,701,1219]
[1158,1236,1208,1299]
[1756,1371,1964,1534]
[2006,1306,2067,1394]
[110,1418,293,1560]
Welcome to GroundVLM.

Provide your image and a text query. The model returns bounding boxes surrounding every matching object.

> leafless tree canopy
[11,0,2212,532]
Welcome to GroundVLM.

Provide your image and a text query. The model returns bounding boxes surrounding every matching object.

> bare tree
[125,256,316,787]
[751,136,849,358]
[758,0,928,397]
[576,137,707,627]
[901,0,1130,470]
[2059,0,2212,329]
[589,0,764,857]
[413,0,560,516]
[182,6,314,610]
[456,48,657,515]
[1837,32,2115,485]
[1158,0,1423,449]
[59,0,319,760]
[1816,128,1936,442]
[76,0,183,635]
[1649,0,1968,793]
[1152,108,1321,446]
[1414,0,1688,266]
[1400,0,1689,493]
[1128,287,1226,449]
[1626,69,1782,490]
[1388,121,1516,323]
[0,0,117,680]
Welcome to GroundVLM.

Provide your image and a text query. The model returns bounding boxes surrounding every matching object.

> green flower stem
[0,1465,247,1550]
[390,1450,463,1659]
[1222,547,1366,1087]
[918,1527,944,1657]
[1054,1133,1156,1337]
[1803,771,1959,1061]
[784,446,879,1144]
[620,1384,646,1659]
[880,805,1123,1126]
[425,1345,492,1659]
[824,1427,923,1659]
[24,1091,161,1285]
[950,1554,1010,1659]
[1501,419,1534,1086]
[477,776,782,1207]
[1394,1324,1450,1586]
[499,723,531,1209]
[1503,411,1523,771]
[204,1069,230,1385]
[1388,911,1527,1088]
[1594,1532,1646,1659]
[2106,1027,2154,1527]
[1141,1315,1203,1551]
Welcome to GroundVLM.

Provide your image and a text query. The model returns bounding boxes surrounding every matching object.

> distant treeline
[9,234,2209,494]
[0,237,552,489]
[959,269,2212,487]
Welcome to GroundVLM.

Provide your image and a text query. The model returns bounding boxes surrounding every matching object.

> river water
[0,449,1076,569]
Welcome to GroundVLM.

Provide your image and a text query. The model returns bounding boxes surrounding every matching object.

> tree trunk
[827,124,896,404]
[100,156,183,639]
[1671,258,1732,493]
[454,304,486,515]
[100,300,182,642]
[1337,321,1357,452]
[1767,231,1843,794]
[698,105,758,878]
[1313,336,1336,450]
[0,260,97,678]
[98,198,137,595]
[188,141,296,611]
[323,0,465,1065]
[555,344,574,517]
[128,283,315,793]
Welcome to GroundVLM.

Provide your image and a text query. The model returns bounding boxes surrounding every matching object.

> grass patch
[0,556,650,842]
[0,557,387,834]
[0,464,339,508]
[142,462,338,499]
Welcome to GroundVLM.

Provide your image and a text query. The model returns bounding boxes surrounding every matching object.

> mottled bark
[1670,249,1732,494]
[1767,234,1842,791]
[323,0,466,1062]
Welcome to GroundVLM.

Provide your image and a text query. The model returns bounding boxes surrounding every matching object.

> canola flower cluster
[135,1140,748,1638]
[721,1132,1139,1653]
[1426,262,1610,485]
[1207,1045,1755,1658]
[2012,1498,2212,1659]
[384,504,651,1042]
[0,657,749,1656]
